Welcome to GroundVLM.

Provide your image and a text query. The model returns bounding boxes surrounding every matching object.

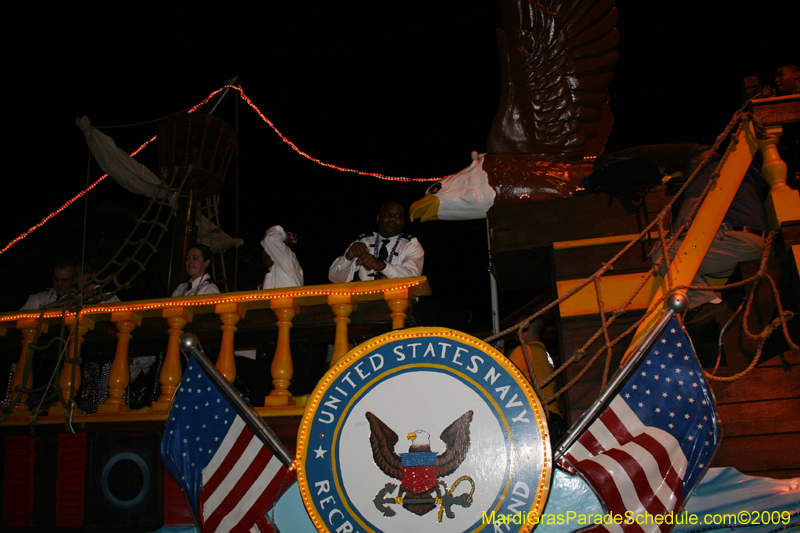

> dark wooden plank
[261,415,303,456]
[499,290,553,330]
[750,95,800,126]
[553,242,656,280]
[492,212,656,252]
[558,316,639,423]
[488,186,671,252]
[565,380,605,410]
[717,398,800,437]
[720,259,790,373]
[712,433,800,472]
[710,348,798,373]
[491,248,551,290]
[710,366,800,404]
[758,349,800,367]
[746,469,800,480]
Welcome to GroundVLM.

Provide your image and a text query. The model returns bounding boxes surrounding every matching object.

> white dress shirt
[328,232,424,283]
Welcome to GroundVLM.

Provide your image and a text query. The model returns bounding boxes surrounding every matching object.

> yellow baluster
[760,124,800,229]
[264,297,297,406]
[216,303,245,384]
[385,288,410,330]
[50,315,95,416]
[328,294,354,367]
[9,319,48,417]
[98,311,141,414]
[151,308,193,411]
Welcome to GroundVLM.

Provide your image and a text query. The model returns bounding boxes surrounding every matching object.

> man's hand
[345,242,370,261]
[356,254,386,272]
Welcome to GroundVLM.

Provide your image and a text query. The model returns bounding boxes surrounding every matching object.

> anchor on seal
[365,410,475,517]
[373,476,475,522]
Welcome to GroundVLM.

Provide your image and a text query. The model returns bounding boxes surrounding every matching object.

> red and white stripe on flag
[560,397,688,533]
[199,416,293,533]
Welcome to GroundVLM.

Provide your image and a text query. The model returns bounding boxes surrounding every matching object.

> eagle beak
[406,432,417,441]
[409,194,441,222]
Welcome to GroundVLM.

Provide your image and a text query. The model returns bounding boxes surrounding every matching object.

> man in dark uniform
[666,146,768,316]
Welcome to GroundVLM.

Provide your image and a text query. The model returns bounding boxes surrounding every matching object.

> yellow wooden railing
[545,94,799,357]
[0,277,430,425]
[623,97,800,361]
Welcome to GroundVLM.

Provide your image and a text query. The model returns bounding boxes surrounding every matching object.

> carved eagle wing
[436,410,474,477]
[366,411,402,480]
[489,0,619,156]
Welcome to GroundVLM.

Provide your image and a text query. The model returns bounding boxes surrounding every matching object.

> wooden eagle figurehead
[410,0,619,223]
[366,410,474,516]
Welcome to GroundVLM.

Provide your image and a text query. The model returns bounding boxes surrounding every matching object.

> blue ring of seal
[100,452,150,509]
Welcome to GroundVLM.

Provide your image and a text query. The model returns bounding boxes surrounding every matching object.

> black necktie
[376,239,390,279]
[378,239,390,262]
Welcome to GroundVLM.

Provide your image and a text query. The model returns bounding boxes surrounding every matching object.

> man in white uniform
[260,225,303,289]
[328,201,424,283]
[21,261,77,310]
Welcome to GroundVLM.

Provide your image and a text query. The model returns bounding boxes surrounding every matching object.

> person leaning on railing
[658,144,769,328]
[20,259,77,310]
[76,259,120,304]
[171,244,220,297]
[328,201,424,283]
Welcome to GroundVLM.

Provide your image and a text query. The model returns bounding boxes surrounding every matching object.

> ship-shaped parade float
[1,1,798,532]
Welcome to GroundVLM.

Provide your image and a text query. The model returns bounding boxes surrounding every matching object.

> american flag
[557,317,719,533]
[161,355,295,533]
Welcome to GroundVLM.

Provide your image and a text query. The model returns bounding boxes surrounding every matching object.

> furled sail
[76,116,243,251]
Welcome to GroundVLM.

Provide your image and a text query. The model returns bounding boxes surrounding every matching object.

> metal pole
[207,76,240,116]
[487,219,502,350]
[179,333,294,466]
[553,292,689,462]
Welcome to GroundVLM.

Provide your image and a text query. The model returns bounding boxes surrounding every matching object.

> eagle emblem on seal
[366,410,475,519]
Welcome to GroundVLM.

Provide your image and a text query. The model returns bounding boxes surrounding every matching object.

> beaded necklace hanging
[2,363,15,407]
[180,274,210,296]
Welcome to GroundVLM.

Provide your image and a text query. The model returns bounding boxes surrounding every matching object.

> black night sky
[2,1,795,326]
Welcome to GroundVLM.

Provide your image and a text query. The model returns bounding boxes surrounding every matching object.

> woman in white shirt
[171,244,220,297]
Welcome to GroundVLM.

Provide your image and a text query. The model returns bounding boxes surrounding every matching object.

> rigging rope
[0,164,191,425]
[2,83,447,255]
[2,87,796,429]
[487,106,797,413]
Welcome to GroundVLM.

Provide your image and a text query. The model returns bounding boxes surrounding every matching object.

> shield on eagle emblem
[367,410,474,516]
[297,327,551,532]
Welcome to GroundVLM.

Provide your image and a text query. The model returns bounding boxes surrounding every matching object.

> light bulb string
[2,83,449,255]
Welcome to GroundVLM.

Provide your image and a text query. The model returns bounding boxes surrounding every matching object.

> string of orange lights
[234,85,448,183]
[2,84,447,255]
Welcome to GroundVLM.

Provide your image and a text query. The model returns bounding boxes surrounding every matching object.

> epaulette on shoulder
[357,232,372,240]
[401,234,414,241]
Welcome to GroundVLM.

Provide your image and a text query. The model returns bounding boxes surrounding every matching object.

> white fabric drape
[77,117,243,251]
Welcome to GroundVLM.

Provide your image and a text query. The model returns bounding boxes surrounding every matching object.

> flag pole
[179,333,294,466]
[553,292,689,462]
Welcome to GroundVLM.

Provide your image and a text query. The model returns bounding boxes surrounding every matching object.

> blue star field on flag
[162,356,237,509]
[619,317,719,491]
